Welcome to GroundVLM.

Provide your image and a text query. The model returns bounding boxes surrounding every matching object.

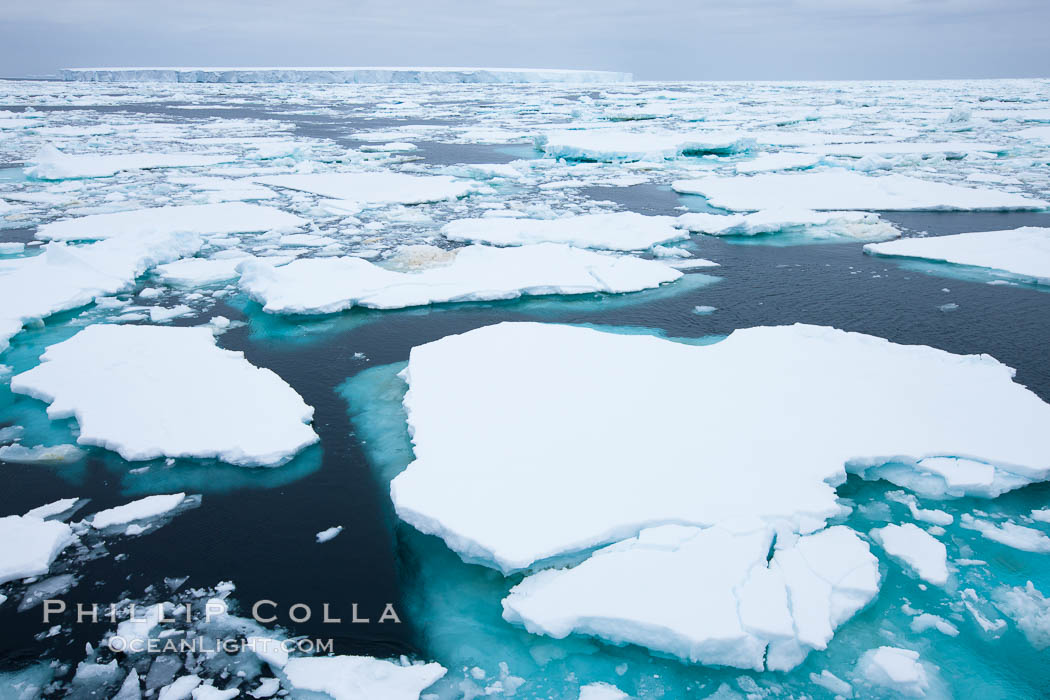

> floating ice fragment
[992,581,1050,650]
[538,129,754,161]
[443,212,686,251]
[27,145,232,180]
[255,172,478,210]
[871,523,949,586]
[0,443,86,463]
[0,514,77,585]
[578,682,630,700]
[857,647,930,697]
[315,525,343,543]
[281,656,446,700]
[677,209,899,241]
[959,514,1050,552]
[87,493,188,529]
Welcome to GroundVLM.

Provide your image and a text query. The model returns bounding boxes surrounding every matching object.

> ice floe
[502,524,878,671]
[871,523,949,586]
[538,129,755,161]
[442,212,686,250]
[677,209,899,241]
[281,656,446,700]
[27,145,232,180]
[238,244,681,314]
[10,325,318,466]
[87,493,189,529]
[37,202,307,241]
[391,322,1050,572]
[864,227,1050,285]
[0,514,77,585]
[254,172,478,212]
[856,646,931,697]
[672,171,1048,211]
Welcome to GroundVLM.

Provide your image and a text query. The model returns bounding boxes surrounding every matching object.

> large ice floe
[10,325,318,465]
[391,322,1050,573]
[0,230,202,352]
[238,243,681,314]
[36,202,307,241]
[672,171,1049,211]
[281,656,447,700]
[442,212,687,250]
[27,145,232,180]
[676,208,900,241]
[0,514,77,585]
[61,67,632,84]
[864,227,1050,285]
[502,524,879,671]
[537,129,755,161]
[254,172,478,212]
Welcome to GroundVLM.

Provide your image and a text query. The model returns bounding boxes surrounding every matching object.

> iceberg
[281,656,446,700]
[442,212,687,250]
[677,209,899,241]
[0,230,203,353]
[671,171,1048,211]
[10,325,318,466]
[502,524,879,671]
[254,172,478,211]
[27,145,232,180]
[871,523,949,586]
[390,322,1050,572]
[537,129,755,161]
[238,244,681,314]
[37,202,307,241]
[864,227,1050,285]
[61,67,632,84]
[0,514,77,585]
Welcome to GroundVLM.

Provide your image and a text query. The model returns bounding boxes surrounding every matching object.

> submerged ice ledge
[60,67,633,84]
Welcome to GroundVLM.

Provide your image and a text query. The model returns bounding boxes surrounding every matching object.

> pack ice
[61,67,632,84]
[442,212,687,251]
[537,129,755,161]
[254,172,478,212]
[238,244,681,314]
[10,325,318,466]
[0,514,77,585]
[672,171,1048,211]
[677,209,899,241]
[37,202,307,241]
[0,231,202,353]
[391,322,1050,573]
[502,524,879,671]
[864,227,1050,285]
[27,145,232,180]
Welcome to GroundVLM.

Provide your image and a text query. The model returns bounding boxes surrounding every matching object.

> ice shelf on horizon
[59,67,633,84]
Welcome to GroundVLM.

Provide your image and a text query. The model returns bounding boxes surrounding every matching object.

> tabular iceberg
[391,322,1050,573]
[10,325,319,466]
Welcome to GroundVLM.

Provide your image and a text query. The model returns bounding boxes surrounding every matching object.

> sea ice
[856,647,930,697]
[578,682,630,700]
[442,212,686,250]
[735,152,822,174]
[864,227,1050,285]
[10,325,318,466]
[502,524,878,671]
[0,514,77,585]
[992,581,1050,650]
[537,129,755,161]
[37,202,307,241]
[238,244,681,314]
[390,322,1050,572]
[281,656,446,700]
[959,514,1050,552]
[671,171,1048,211]
[87,493,188,529]
[677,209,899,241]
[315,525,343,543]
[62,67,632,84]
[871,523,949,586]
[27,145,231,180]
[254,172,478,211]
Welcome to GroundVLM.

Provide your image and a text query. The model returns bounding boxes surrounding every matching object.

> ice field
[1,75,1050,699]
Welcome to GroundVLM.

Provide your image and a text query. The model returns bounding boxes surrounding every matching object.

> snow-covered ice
[672,171,1048,211]
[856,646,930,697]
[10,325,318,466]
[254,172,478,211]
[238,244,681,314]
[502,524,879,670]
[538,129,755,161]
[864,227,1050,285]
[677,209,899,241]
[37,202,307,241]
[63,67,632,84]
[391,322,1050,572]
[281,656,446,700]
[27,145,232,180]
[87,493,188,529]
[871,523,949,586]
[442,212,686,250]
[0,514,77,585]
[315,525,343,543]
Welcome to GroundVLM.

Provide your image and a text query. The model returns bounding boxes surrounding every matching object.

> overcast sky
[2,0,1048,80]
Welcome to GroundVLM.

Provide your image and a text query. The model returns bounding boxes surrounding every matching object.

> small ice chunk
[871,523,949,586]
[0,514,77,585]
[960,514,1050,552]
[677,208,899,241]
[158,675,202,700]
[0,443,85,463]
[316,525,344,543]
[248,677,280,698]
[910,613,960,637]
[282,656,446,700]
[856,647,929,697]
[578,682,630,700]
[87,493,187,529]
[992,581,1050,650]
[148,305,194,323]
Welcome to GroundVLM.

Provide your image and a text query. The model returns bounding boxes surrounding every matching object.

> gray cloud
[2,0,1047,79]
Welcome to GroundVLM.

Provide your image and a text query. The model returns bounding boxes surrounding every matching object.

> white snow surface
[37,202,307,241]
[0,230,203,353]
[62,67,632,84]
[390,322,1050,572]
[10,325,318,466]
[88,493,188,529]
[238,244,681,314]
[27,145,231,180]
[281,656,446,700]
[0,515,77,585]
[254,172,478,209]
[578,682,630,700]
[502,524,879,671]
[864,227,1050,285]
[671,171,1048,211]
[538,129,755,161]
[871,523,949,586]
[677,209,899,240]
[857,647,930,697]
[442,212,686,250]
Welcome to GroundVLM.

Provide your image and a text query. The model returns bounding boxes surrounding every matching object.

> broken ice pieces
[502,524,879,671]
[442,211,687,251]
[238,243,681,314]
[537,129,755,161]
[677,208,899,241]
[864,227,1050,285]
[391,322,1050,573]
[0,513,77,585]
[281,656,446,700]
[254,172,478,212]
[26,144,233,180]
[10,325,318,466]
